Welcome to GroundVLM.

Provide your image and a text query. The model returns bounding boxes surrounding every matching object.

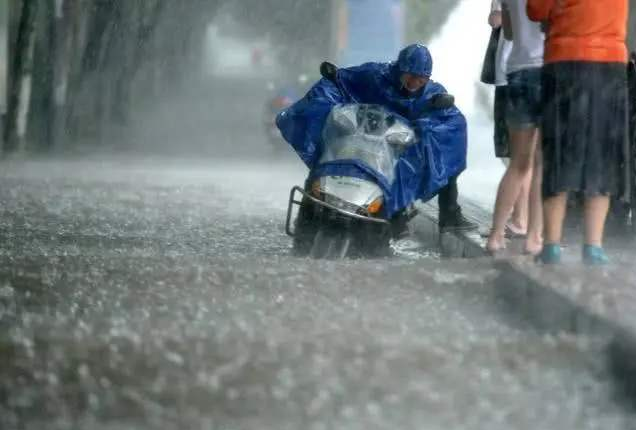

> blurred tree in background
[405,0,459,44]
[2,0,466,155]
[4,0,224,154]
[10,0,629,156]
[224,0,331,76]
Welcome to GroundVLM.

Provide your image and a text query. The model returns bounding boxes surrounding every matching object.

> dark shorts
[542,61,629,198]
[494,85,510,158]
[506,68,543,129]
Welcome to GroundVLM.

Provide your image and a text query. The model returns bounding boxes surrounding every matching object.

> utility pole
[48,0,67,150]
[329,0,346,63]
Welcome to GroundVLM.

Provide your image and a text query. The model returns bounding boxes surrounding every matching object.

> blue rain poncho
[276,44,467,217]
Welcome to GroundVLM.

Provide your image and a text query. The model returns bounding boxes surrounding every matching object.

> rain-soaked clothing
[527,0,628,64]
[528,1,630,199]
[541,62,629,198]
[276,45,467,217]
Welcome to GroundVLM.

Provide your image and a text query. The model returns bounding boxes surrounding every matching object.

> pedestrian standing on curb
[485,0,530,238]
[529,0,630,266]
[486,0,544,256]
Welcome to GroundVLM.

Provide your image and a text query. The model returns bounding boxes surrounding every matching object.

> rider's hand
[488,11,502,29]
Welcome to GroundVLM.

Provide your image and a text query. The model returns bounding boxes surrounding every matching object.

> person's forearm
[527,0,554,22]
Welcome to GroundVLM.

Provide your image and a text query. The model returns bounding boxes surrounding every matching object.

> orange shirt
[527,0,628,63]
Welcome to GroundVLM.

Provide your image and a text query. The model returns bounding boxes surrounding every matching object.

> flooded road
[0,158,634,430]
[0,2,633,425]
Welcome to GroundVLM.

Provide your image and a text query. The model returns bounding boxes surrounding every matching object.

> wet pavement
[0,158,635,430]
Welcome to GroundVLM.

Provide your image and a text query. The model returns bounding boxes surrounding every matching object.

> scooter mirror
[320,62,338,83]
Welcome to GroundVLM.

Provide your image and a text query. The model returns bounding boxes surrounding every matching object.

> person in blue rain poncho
[277,44,477,234]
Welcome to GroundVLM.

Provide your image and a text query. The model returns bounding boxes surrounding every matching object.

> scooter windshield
[319,104,415,185]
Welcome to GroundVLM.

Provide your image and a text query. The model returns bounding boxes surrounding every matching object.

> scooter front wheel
[309,227,353,260]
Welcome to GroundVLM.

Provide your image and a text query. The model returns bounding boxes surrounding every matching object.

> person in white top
[486,0,544,255]
[490,0,513,88]
[488,0,529,238]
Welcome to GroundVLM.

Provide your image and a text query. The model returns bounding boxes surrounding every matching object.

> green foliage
[405,0,460,44]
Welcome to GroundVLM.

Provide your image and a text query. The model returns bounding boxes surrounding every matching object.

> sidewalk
[413,196,636,400]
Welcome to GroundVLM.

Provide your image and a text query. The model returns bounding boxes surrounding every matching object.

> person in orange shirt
[527,0,629,265]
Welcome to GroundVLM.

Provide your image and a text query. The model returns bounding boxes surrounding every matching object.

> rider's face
[400,73,429,93]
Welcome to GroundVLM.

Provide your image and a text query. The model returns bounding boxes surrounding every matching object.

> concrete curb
[414,199,490,258]
[495,258,636,405]
[414,197,636,402]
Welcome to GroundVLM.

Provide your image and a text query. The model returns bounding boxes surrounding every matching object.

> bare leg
[525,133,543,254]
[543,192,568,244]
[509,167,530,234]
[583,195,610,247]
[499,158,526,234]
[487,127,537,252]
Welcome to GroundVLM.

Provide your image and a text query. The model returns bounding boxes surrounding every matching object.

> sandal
[480,225,526,239]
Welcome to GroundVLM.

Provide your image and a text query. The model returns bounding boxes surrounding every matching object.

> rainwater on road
[0,157,633,430]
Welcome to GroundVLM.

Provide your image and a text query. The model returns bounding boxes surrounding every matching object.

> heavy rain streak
[1,1,636,429]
